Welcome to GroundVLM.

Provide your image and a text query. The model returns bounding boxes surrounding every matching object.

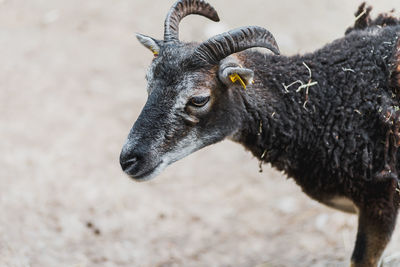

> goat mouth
[128,161,164,181]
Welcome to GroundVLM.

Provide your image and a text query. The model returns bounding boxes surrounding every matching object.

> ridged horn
[191,26,280,65]
[164,0,220,43]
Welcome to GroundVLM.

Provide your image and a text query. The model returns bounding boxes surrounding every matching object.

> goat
[120,1,400,266]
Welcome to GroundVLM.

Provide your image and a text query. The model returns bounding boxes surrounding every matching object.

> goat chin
[128,161,167,182]
[127,142,201,181]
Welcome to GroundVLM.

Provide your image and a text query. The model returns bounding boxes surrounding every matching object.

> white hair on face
[137,131,202,181]
[163,131,201,164]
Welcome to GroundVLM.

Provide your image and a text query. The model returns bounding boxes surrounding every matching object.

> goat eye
[189,96,210,107]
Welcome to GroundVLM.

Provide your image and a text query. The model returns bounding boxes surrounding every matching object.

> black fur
[235,25,400,205]
[224,6,400,265]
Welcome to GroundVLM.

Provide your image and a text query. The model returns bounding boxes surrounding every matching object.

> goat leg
[351,183,398,267]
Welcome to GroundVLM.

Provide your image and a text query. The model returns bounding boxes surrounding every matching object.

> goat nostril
[125,157,138,165]
[120,154,140,172]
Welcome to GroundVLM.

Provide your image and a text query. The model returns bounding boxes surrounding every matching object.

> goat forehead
[161,45,188,60]
[148,44,195,78]
[148,59,184,87]
[150,73,196,100]
[148,64,207,95]
[155,45,191,68]
[146,44,213,96]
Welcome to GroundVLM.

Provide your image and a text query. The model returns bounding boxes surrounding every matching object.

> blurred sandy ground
[1,0,400,266]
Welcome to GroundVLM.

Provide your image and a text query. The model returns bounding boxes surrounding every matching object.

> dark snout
[119,144,140,176]
[120,139,163,181]
[120,98,170,180]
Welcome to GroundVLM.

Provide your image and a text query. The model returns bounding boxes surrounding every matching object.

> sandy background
[1,0,400,266]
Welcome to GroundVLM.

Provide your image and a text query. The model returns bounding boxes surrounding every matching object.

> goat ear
[136,33,161,56]
[218,58,254,90]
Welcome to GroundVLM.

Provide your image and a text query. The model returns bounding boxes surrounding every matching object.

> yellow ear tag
[229,73,247,90]
[151,47,158,57]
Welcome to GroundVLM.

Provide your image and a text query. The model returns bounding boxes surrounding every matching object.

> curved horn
[164,0,220,43]
[191,26,280,65]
